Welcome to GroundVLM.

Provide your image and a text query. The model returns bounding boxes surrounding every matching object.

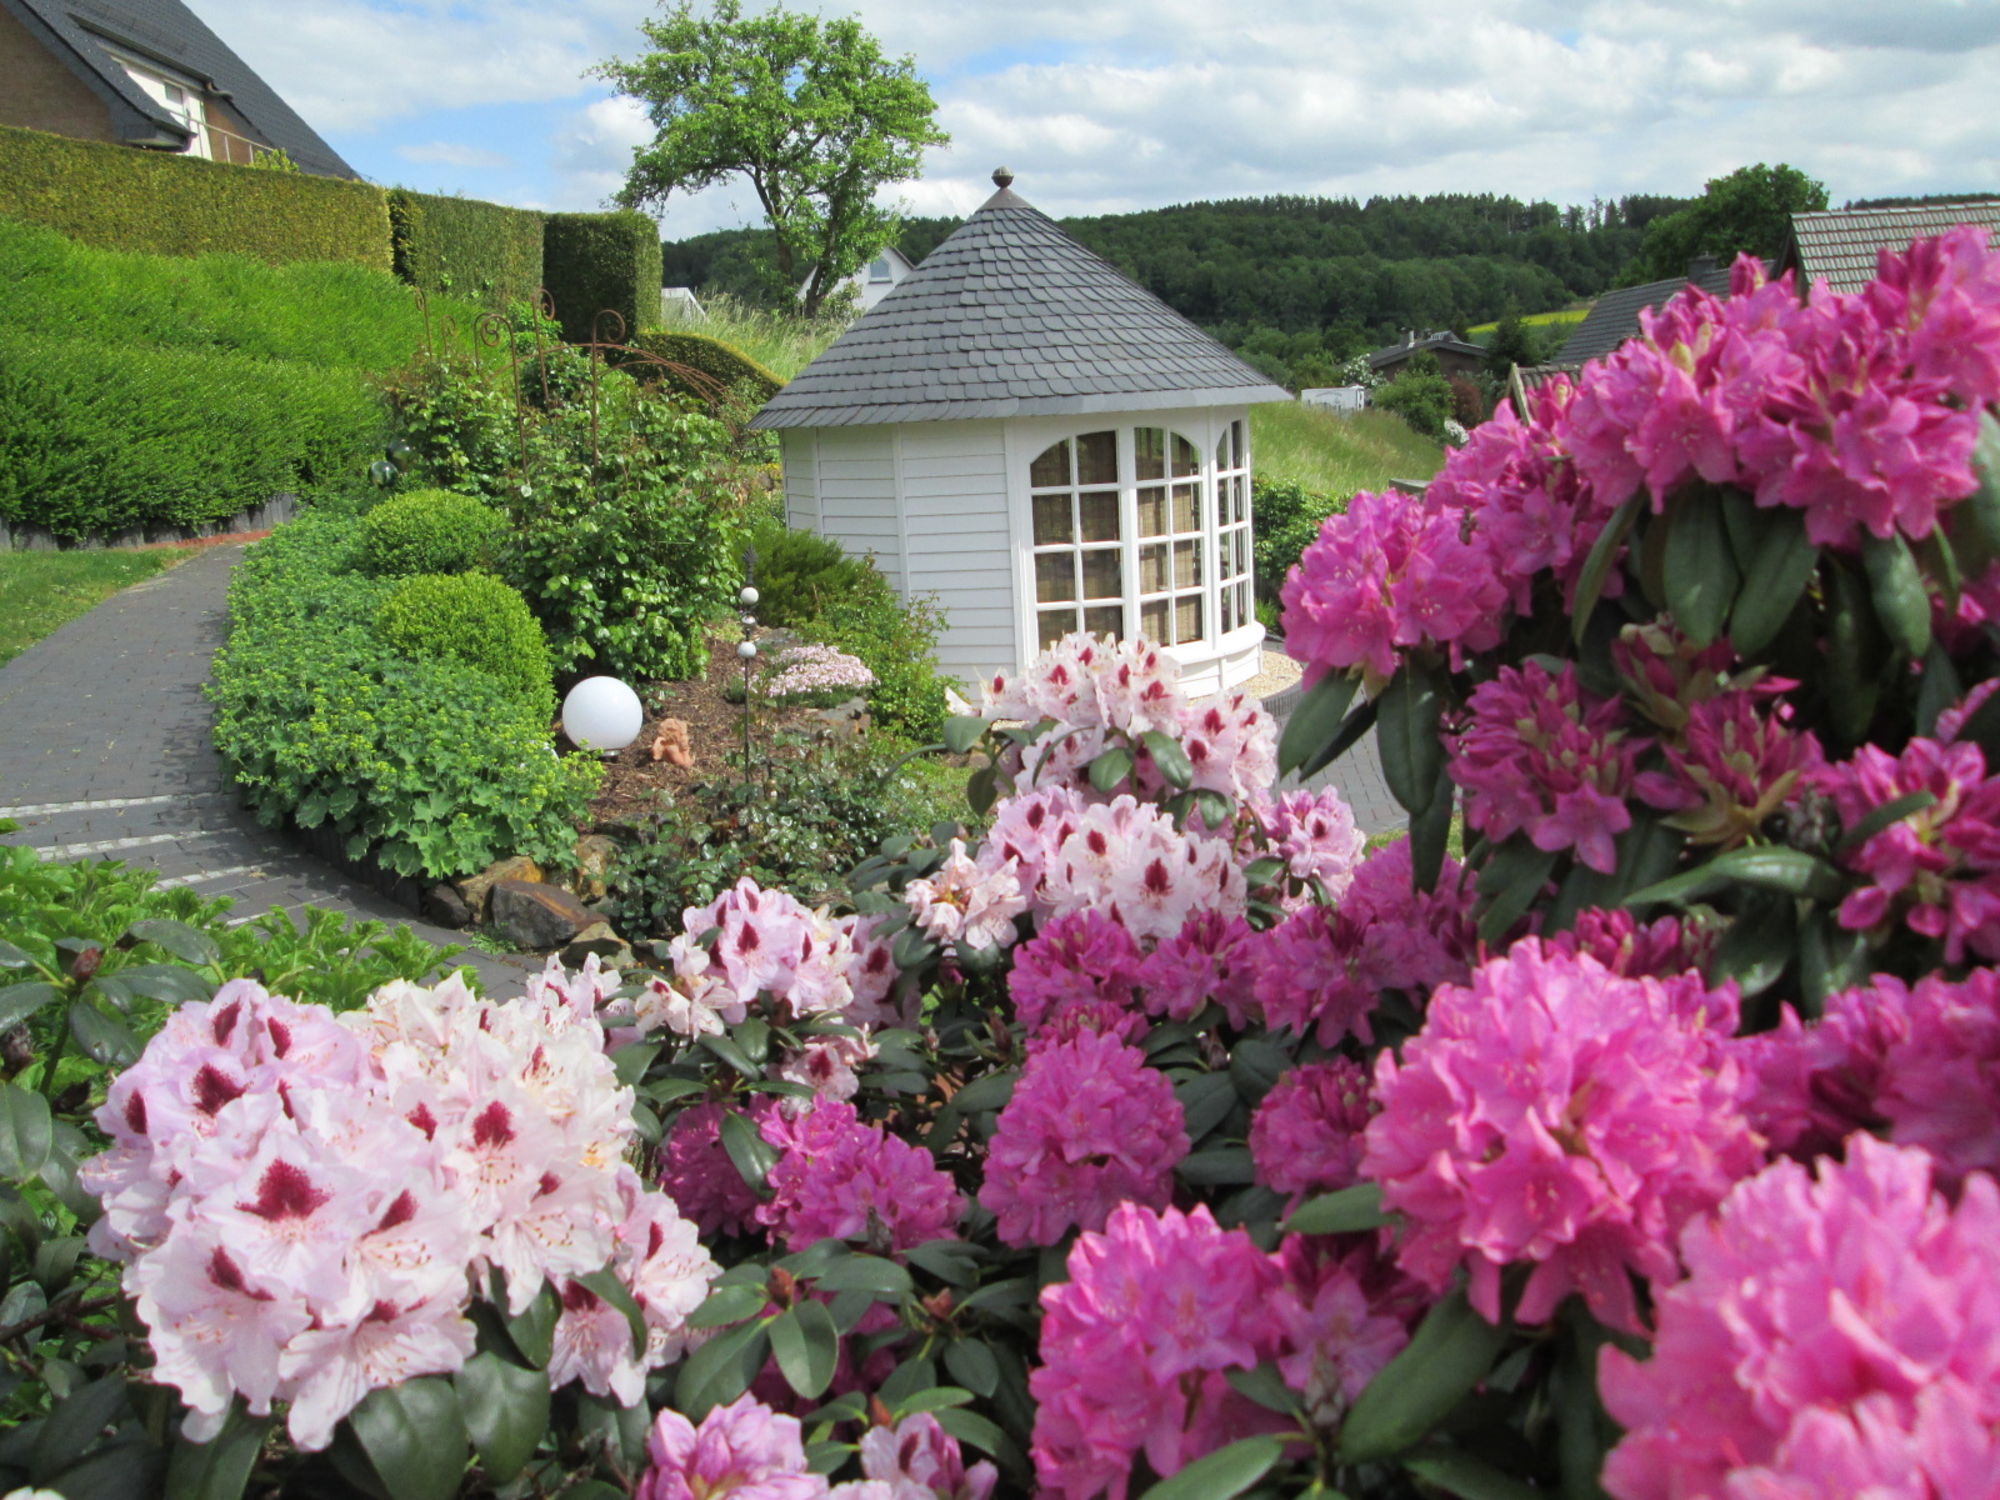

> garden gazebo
[750,170,1291,697]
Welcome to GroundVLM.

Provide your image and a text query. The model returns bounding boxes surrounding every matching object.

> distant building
[1554,259,1734,366]
[0,0,355,175]
[1367,331,1487,382]
[1781,200,2000,295]
[799,245,917,317]
[753,170,1290,698]
[661,286,705,322]
[1301,386,1368,415]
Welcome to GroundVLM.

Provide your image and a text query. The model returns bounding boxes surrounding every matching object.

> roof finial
[992,166,1014,189]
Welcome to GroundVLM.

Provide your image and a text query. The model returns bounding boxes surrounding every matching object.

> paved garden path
[0,544,533,994]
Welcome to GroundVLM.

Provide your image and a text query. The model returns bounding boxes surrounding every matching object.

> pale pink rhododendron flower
[1600,1136,2000,1500]
[1363,941,1763,1334]
[87,968,682,1449]
[1249,1056,1372,1207]
[634,1394,828,1500]
[842,1413,998,1500]
[1038,794,1246,945]
[981,1031,1188,1247]
[757,1098,963,1254]
[775,1026,880,1103]
[1817,733,2000,964]
[1250,786,1365,907]
[1449,659,1683,874]
[904,838,1027,951]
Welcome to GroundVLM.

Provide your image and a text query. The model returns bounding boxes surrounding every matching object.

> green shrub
[747,516,891,626]
[1372,353,1455,441]
[627,330,783,407]
[388,189,545,311]
[0,329,385,537]
[802,587,951,739]
[542,211,663,344]
[376,571,554,720]
[0,124,390,269]
[377,350,522,496]
[358,487,506,576]
[210,509,599,881]
[0,215,478,369]
[1251,477,1348,612]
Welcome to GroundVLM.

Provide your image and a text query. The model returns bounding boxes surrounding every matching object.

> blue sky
[190,0,2000,241]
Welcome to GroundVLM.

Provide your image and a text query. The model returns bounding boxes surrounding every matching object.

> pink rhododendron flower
[662,878,860,1029]
[1662,688,1824,848]
[1601,1136,2000,1500]
[1450,659,1681,873]
[1280,488,1507,684]
[658,1101,769,1238]
[1038,794,1247,944]
[1251,786,1365,908]
[635,1394,827,1500]
[758,1099,963,1254]
[1267,1235,1410,1434]
[1541,907,1717,982]
[977,785,1089,904]
[1364,941,1762,1333]
[1030,1203,1287,1499]
[1250,1057,1372,1206]
[1817,735,2000,963]
[904,839,1027,951]
[981,1031,1187,1247]
[1006,909,1145,1041]
[1132,910,1260,1024]
[844,1414,997,1500]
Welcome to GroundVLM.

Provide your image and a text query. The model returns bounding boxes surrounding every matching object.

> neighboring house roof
[1367,331,1486,371]
[1556,263,1733,365]
[1,0,355,176]
[1781,200,2000,295]
[751,172,1291,430]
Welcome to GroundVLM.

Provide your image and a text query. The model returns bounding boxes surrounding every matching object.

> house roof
[1,0,355,177]
[1782,200,2000,295]
[751,173,1291,430]
[1556,264,1734,365]
[1366,331,1486,370]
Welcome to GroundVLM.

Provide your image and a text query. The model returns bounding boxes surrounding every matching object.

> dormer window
[867,257,894,284]
[107,48,211,158]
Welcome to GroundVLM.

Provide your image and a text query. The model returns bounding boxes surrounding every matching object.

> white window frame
[1005,408,1260,673]
[105,47,211,158]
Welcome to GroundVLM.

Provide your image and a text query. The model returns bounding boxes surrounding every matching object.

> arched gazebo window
[1028,420,1253,652]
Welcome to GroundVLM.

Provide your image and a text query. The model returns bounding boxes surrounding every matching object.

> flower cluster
[757,1099,965,1255]
[1601,1136,2000,1499]
[1251,786,1366,907]
[1030,1203,1406,1497]
[644,878,861,1039]
[981,1031,1188,1246]
[1658,685,1823,848]
[1363,941,1763,1333]
[1249,1056,1372,1207]
[1006,910,1144,1041]
[1035,794,1247,945]
[904,839,1027,952]
[1817,733,2000,964]
[980,632,1276,802]
[761,642,876,700]
[86,970,710,1448]
[1449,660,1679,874]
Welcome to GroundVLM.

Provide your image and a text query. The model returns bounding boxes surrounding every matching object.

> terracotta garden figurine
[651,718,694,767]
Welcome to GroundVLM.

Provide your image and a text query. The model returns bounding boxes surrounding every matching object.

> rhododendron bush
[8,226,2000,1499]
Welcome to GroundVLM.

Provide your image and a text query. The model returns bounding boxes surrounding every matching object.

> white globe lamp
[561,676,644,754]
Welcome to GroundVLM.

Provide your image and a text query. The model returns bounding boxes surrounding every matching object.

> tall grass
[661,292,843,380]
[0,215,485,368]
[1250,402,1443,497]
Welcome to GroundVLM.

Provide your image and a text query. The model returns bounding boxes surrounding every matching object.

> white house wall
[779,432,818,533]
[897,421,1014,685]
[811,428,902,594]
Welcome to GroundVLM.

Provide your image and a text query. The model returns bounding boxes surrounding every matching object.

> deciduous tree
[1635,162,1829,281]
[596,0,948,319]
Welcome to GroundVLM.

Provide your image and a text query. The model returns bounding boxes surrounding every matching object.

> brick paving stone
[0,545,535,994]
[1260,680,1407,838]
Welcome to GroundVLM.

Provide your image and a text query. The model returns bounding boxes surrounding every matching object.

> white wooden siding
[812,429,901,593]
[897,422,1016,682]
[780,432,818,532]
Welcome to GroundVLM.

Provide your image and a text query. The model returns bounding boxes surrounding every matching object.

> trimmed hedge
[376,571,555,721]
[0,215,469,369]
[0,330,385,537]
[358,488,506,577]
[0,124,389,270]
[389,189,545,311]
[210,507,598,881]
[628,330,783,406]
[543,212,663,345]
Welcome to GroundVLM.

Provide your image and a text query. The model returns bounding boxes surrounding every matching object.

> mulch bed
[575,636,820,829]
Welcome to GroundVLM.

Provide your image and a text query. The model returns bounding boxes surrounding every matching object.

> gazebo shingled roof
[749,173,1291,430]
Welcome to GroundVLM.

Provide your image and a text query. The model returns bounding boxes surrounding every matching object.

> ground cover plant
[0,546,194,665]
[13,223,2000,1500]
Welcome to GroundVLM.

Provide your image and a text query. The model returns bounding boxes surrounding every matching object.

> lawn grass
[1464,306,1591,345]
[1251,402,1444,496]
[0,546,195,665]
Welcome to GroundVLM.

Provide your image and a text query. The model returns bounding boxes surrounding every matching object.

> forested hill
[660,190,1690,369]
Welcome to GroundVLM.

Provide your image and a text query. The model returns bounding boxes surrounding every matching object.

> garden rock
[810,698,870,741]
[454,854,544,922]
[490,878,595,951]
[424,882,474,929]
[570,834,620,903]
[651,718,694,767]
[561,921,635,971]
